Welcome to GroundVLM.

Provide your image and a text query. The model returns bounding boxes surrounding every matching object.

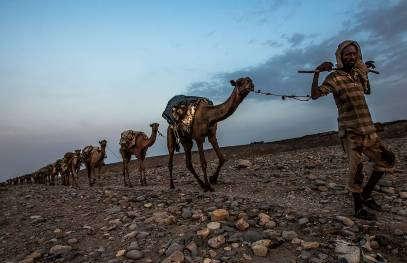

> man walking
[310,40,395,220]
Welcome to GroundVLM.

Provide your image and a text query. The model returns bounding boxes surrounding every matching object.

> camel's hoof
[170,184,175,190]
[209,176,218,184]
[204,185,215,192]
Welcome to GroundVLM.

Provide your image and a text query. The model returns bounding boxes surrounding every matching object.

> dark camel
[82,140,107,186]
[166,77,254,191]
[120,123,159,186]
[63,150,82,186]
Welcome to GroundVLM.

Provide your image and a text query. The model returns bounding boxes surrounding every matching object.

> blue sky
[0,0,406,180]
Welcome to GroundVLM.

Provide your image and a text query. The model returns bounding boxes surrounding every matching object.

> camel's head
[150,123,160,131]
[230,77,254,97]
[74,149,82,158]
[99,139,107,147]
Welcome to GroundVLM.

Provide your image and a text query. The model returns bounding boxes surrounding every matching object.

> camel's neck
[143,128,158,148]
[98,146,106,160]
[205,87,244,124]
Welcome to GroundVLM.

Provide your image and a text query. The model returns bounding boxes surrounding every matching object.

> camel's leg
[67,171,71,186]
[86,164,93,186]
[208,135,226,184]
[122,159,128,186]
[167,126,176,189]
[138,159,143,185]
[72,165,78,187]
[141,157,147,186]
[126,155,132,187]
[120,148,127,186]
[97,165,101,184]
[182,140,206,189]
[196,140,213,192]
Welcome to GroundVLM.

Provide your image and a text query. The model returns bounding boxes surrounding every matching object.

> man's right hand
[315,62,333,72]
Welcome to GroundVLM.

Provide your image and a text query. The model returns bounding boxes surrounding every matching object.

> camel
[63,150,82,186]
[82,140,107,186]
[165,77,254,191]
[120,123,160,186]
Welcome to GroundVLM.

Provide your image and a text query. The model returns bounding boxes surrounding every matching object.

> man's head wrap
[335,40,369,91]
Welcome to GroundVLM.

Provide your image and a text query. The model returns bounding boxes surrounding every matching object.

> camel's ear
[230,80,236,86]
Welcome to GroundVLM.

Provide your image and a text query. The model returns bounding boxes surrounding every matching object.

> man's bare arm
[310,61,334,100]
[311,71,322,99]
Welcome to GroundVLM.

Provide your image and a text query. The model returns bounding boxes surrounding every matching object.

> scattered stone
[144,203,153,208]
[208,235,226,249]
[125,250,144,260]
[128,223,138,231]
[336,216,354,227]
[211,209,229,221]
[282,230,298,241]
[237,159,252,169]
[263,229,281,239]
[235,218,249,231]
[394,228,404,236]
[186,241,199,257]
[258,213,271,226]
[127,211,138,218]
[30,215,45,224]
[318,186,328,192]
[382,187,395,195]
[165,242,183,256]
[399,192,407,199]
[67,238,78,245]
[298,217,309,226]
[182,207,193,219]
[378,180,392,187]
[197,228,210,239]
[49,245,72,255]
[116,249,126,257]
[162,250,184,263]
[243,230,264,242]
[207,221,221,231]
[302,241,320,250]
[145,212,176,225]
[251,239,271,257]
[335,240,360,263]
[137,231,150,239]
[291,238,303,245]
[107,206,121,214]
[123,231,138,241]
[192,210,206,221]
[54,228,64,238]
[128,241,139,250]
[21,250,42,263]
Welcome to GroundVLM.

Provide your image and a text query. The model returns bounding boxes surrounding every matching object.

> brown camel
[82,140,107,186]
[120,123,160,186]
[63,150,82,186]
[166,77,254,191]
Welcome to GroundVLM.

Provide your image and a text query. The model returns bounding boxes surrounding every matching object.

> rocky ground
[1,133,406,262]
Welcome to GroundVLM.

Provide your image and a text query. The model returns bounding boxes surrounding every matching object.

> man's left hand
[365,60,376,69]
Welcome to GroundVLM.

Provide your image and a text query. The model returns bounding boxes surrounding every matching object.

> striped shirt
[319,69,376,135]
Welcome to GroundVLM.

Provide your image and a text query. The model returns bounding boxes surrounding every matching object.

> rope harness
[253,89,311,101]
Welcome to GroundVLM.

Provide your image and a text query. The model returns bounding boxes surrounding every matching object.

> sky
[0,0,406,181]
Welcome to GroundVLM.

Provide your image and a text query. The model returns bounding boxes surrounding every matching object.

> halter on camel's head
[99,139,107,147]
[150,123,160,131]
[230,77,254,97]
[150,122,164,137]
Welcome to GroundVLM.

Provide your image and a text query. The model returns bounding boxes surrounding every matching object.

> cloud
[285,33,306,46]
[187,1,407,104]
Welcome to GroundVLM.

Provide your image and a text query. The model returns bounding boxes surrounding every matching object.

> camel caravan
[3,77,254,192]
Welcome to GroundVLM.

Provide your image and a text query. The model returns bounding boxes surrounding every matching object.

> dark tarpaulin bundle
[162,95,213,124]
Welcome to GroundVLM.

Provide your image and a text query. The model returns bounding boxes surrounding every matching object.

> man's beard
[343,61,355,69]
